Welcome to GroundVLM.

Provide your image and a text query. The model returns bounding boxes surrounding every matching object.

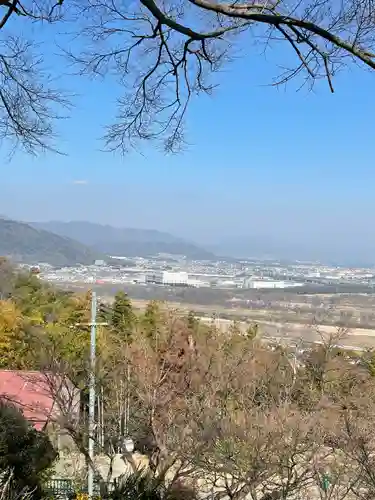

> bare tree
[2,0,375,155]
[0,0,68,155]
[69,0,375,152]
[124,309,320,499]
[124,308,375,500]
[8,302,375,500]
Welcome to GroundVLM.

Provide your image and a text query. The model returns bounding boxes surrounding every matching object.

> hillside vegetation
[2,258,375,499]
[0,218,102,266]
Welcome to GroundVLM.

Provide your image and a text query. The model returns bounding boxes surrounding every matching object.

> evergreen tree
[112,291,135,341]
[142,300,162,341]
[98,301,112,324]
[245,323,259,340]
[0,400,56,498]
[0,257,15,300]
[187,310,199,333]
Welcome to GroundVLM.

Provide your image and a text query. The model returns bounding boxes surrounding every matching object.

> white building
[243,278,304,289]
[94,259,106,266]
[187,278,209,288]
[146,270,189,286]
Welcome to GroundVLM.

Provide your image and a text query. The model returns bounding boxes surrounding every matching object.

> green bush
[0,399,57,499]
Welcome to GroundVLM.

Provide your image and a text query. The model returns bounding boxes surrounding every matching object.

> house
[0,370,80,449]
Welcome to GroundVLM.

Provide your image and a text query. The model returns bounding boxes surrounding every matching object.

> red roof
[0,370,74,430]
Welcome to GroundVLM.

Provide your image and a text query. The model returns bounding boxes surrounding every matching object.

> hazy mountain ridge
[31,221,217,260]
[0,218,101,266]
[214,236,375,267]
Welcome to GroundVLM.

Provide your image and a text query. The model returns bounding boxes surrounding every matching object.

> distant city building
[216,279,237,288]
[30,266,40,275]
[146,270,189,286]
[242,278,304,289]
[187,278,209,288]
[94,259,106,266]
[133,275,146,284]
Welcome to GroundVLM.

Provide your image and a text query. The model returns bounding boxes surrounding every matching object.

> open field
[54,280,375,349]
[129,298,375,349]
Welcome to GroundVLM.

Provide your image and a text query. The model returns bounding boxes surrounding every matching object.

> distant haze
[30,221,217,260]
[0,42,373,268]
[211,237,375,267]
[28,220,373,267]
[0,182,373,266]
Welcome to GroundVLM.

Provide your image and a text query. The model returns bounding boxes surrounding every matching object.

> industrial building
[146,270,189,286]
[94,259,106,266]
[242,278,304,289]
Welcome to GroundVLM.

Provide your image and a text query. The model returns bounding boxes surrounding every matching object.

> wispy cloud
[72,180,88,185]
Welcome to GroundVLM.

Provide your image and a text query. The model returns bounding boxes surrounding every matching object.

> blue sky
[0,16,374,261]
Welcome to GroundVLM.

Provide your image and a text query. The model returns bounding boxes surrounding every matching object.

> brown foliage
[122,315,375,499]
[11,294,375,500]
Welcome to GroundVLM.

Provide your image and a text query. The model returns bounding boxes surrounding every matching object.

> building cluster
[21,254,375,292]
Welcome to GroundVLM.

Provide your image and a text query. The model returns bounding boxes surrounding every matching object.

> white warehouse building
[243,278,304,289]
[146,270,189,286]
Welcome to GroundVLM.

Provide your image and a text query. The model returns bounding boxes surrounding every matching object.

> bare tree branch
[68,0,375,153]
[0,0,68,155]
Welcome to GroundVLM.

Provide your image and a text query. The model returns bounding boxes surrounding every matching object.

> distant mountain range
[212,235,375,267]
[3,217,366,267]
[30,221,216,260]
[0,218,101,266]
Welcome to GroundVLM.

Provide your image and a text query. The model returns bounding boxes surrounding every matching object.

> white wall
[243,279,303,289]
[146,270,189,285]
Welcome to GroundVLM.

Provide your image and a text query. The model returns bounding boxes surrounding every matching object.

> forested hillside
[0,218,101,266]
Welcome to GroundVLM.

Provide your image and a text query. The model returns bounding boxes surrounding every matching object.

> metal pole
[88,291,97,499]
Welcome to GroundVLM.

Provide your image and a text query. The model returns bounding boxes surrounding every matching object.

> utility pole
[88,291,97,500]
[74,292,108,499]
